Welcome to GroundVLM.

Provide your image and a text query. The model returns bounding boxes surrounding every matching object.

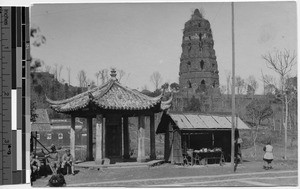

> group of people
[234,130,274,170]
[30,144,75,182]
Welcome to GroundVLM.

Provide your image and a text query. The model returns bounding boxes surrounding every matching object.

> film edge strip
[0,6,30,185]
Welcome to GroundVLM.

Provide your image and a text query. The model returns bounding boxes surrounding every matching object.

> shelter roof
[46,69,171,113]
[157,112,250,133]
[31,109,52,132]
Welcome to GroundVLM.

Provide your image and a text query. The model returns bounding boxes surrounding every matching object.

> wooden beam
[137,116,146,162]
[95,115,103,164]
[123,116,130,159]
[86,117,93,161]
[150,114,156,160]
[70,116,76,161]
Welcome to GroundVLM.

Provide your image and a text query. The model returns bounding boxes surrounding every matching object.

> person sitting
[45,144,61,174]
[30,152,41,182]
[61,149,75,175]
[263,141,274,170]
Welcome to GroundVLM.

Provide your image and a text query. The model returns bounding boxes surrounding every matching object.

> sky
[30,1,297,93]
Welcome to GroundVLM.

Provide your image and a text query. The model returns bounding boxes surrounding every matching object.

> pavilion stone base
[95,158,110,165]
[150,154,157,160]
[137,156,147,163]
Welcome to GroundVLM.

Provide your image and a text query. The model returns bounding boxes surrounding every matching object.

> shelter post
[70,116,76,161]
[164,125,170,162]
[150,114,156,160]
[86,117,93,161]
[137,115,146,162]
[95,115,103,164]
[103,117,106,158]
[123,116,130,159]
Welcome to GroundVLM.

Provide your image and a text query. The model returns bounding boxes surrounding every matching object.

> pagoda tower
[179,9,219,94]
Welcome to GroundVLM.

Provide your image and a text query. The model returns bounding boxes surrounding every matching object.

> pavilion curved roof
[46,70,171,113]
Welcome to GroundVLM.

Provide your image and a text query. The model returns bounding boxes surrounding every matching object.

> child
[263,141,274,170]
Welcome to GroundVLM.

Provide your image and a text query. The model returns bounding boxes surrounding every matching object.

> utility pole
[284,94,288,160]
[231,2,236,172]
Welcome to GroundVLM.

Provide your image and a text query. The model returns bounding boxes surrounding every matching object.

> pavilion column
[123,116,130,159]
[95,115,104,164]
[137,116,146,162]
[150,114,156,160]
[70,116,76,161]
[86,117,93,161]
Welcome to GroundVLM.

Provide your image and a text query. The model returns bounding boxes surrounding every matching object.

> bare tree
[220,85,227,94]
[117,69,126,82]
[45,65,52,73]
[99,69,109,85]
[66,67,71,85]
[95,71,100,86]
[150,71,163,90]
[246,98,273,158]
[235,76,246,94]
[261,73,277,95]
[141,85,148,91]
[58,64,64,82]
[77,70,88,88]
[53,64,58,80]
[262,49,297,160]
[225,70,231,95]
[246,75,259,95]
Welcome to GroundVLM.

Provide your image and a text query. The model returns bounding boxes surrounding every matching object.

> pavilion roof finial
[110,68,117,81]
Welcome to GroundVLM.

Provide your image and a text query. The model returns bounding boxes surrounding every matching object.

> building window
[201,80,205,85]
[187,80,192,88]
[213,81,217,87]
[200,60,204,70]
[58,133,63,140]
[36,134,40,140]
[47,134,52,140]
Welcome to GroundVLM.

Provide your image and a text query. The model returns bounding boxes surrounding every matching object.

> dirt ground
[32,158,297,187]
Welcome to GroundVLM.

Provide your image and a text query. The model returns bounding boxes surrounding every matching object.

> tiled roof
[46,76,168,113]
[31,109,52,132]
[157,112,250,133]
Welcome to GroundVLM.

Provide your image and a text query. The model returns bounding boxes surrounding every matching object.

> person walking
[263,141,274,170]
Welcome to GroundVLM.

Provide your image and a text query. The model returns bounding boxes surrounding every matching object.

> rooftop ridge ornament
[110,68,117,80]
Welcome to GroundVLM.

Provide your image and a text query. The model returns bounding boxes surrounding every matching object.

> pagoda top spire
[192,8,203,19]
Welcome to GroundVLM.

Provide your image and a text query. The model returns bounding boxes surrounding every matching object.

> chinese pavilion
[46,69,172,163]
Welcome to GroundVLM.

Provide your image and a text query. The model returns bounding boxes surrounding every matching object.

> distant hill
[31,71,86,118]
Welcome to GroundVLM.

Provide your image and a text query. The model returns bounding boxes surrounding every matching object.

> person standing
[263,141,274,170]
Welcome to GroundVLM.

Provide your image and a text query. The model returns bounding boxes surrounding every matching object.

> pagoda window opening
[187,61,191,71]
[212,63,215,68]
[212,81,217,88]
[199,33,202,40]
[201,80,205,85]
[188,43,192,52]
[187,80,192,88]
[200,60,204,70]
